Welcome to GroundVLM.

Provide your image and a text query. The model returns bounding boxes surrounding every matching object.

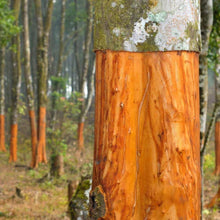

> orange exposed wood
[0,115,6,152]
[206,186,220,208]
[35,107,47,167]
[29,110,37,167]
[214,121,220,175]
[9,124,18,162]
[92,50,200,219]
[78,122,84,150]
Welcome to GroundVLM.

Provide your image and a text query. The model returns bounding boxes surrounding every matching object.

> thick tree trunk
[91,0,201,219]
[91,51,200,219]
[23,0,38,167]
[9,0,21,162]
[0,47,6,152]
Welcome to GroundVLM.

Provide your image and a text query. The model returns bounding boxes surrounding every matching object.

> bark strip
[9,124,18,162]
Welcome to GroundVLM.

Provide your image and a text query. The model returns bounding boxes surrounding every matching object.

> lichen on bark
[89,186,106,220]
[94,0,201,52]
[69,175,91,220]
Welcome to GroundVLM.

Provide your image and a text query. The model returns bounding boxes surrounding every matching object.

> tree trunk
[77,0,93,149]
[0,47,6,152]
[50,154,64,177]
[9,0,22,162]
[51,0,66,127]
[200,0,214,150]
[91,0,201,219]
[34,0,53,167]
[23,0,38,167]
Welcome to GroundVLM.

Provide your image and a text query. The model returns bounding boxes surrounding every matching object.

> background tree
[22,0,37,167]
[34,0,54,167]
[77,0,94,150]
[199,0,213,216]
[9,0,22,162]
[0,0,19,153]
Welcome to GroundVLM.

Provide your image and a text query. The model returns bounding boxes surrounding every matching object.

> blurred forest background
[0,0,219,219]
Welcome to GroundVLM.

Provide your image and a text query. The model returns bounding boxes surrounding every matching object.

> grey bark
[23,0,35,111]
[11,0,22,125]
[0,48,5,116]
[199,0,213,218]
[94,0,201,52]
[79,0,94,124]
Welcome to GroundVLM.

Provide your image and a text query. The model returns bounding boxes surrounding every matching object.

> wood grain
[91,50,200,219]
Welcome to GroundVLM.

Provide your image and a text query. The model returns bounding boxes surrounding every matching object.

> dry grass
[0,143,93,220]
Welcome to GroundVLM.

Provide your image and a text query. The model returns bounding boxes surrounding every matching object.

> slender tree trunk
[23,0,38,167]
[0,47,6,152]
[77,0,93,149]
[9,0,21,162]
[51,0,66,127]
[90,1,201,219]
[34,0,53,167]
[199,0,214,216]
[200,0,214,149]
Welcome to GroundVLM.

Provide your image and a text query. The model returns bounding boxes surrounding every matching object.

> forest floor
[0,144,93,220]
[0,136,220,219]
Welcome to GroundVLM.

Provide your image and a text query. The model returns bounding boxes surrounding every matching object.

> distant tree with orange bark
[22,0,37,167]
[9,0,22,162]
[0,0,19,152]
[34,0,54,167]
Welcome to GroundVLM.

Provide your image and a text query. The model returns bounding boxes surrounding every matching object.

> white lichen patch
[123,0,200,51]
[124,17,150,51]
[153,1,198,50]
[111,2,117,8]
[112,27,121,37]
[85,179,92,204]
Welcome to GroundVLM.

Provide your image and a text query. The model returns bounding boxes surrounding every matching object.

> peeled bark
[36,107,47,164]
[77,122,84,150]
[9,124,18,162]
[29,110,37,167]
[0,47,6,152]
[214,118,220,175]
[206,186,220,209]
[0,115,5,152]
[9,0,22,162]
[23,0,37,167]
[91,51,200,219]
